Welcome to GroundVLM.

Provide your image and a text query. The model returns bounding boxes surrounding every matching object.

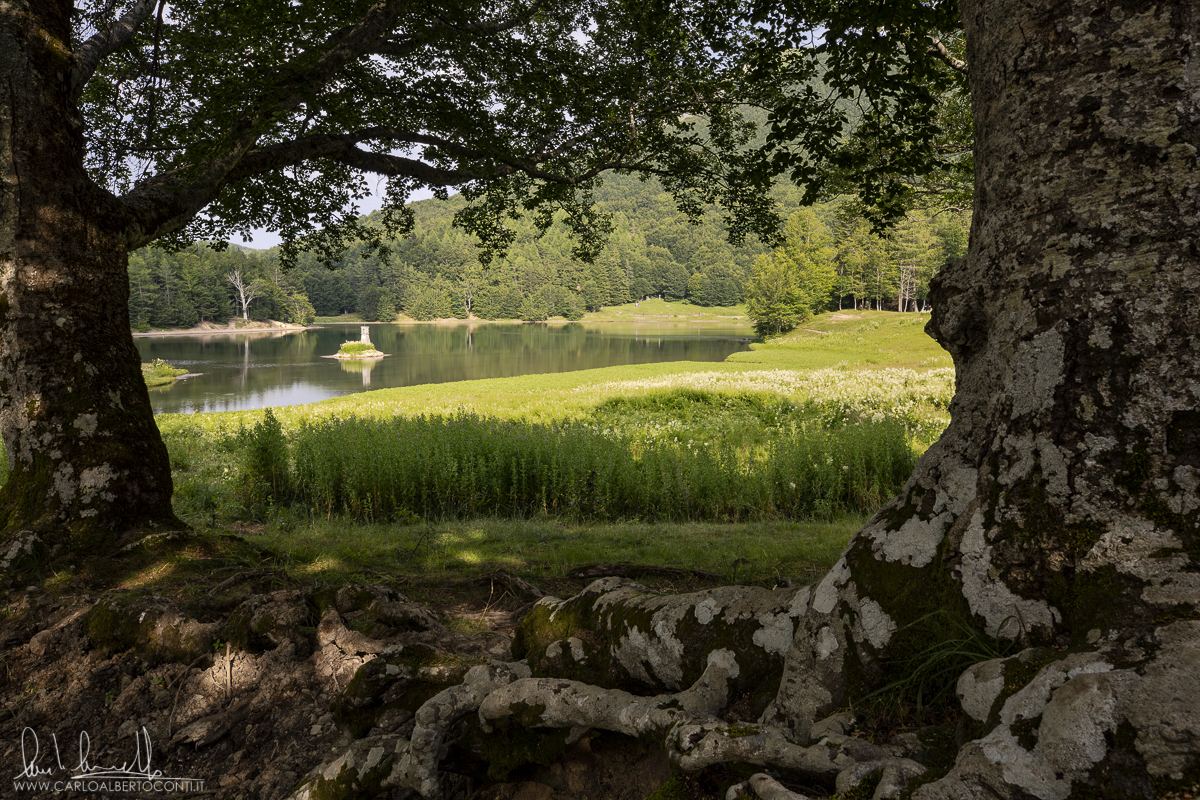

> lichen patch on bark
[811,557,850,615]
[959,510,1062,638]
[854,599,897,650]
[1008,328,1066,419]
[957,658,1006,724]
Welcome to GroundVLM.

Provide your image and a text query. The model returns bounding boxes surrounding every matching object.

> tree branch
[433,0,544,35]
[118,0,414,247]
[927,36,968,73]
[224,127,633,189]
[330,147,478,185]
[368,36,420,58]
[71,0,158,101]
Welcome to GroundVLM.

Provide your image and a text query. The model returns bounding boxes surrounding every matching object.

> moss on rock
[83,595,216,665]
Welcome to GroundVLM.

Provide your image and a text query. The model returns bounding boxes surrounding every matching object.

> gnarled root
[293,649,924,800]
[291,661,532,800]
[514,577,810,712]
[475,650,924,797]
[401,661,532,798]
[725,773,812,800]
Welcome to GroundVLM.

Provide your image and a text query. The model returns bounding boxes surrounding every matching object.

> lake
[134,322,758,415]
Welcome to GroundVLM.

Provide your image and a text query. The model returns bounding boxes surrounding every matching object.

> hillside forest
[128,172,970,330]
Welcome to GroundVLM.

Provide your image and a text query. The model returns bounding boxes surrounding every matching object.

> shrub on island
[336,341,380,357]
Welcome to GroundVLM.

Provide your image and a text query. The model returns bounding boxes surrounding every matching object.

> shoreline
[134,302,754,337]
[134,316,751,336]
[133,319,315,337]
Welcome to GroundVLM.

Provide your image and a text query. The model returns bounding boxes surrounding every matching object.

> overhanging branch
[117,0,413,246]
[433,0,545,35]
[71,0,158,100]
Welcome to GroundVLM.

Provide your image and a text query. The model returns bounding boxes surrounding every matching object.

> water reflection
[134,321,757,415]
[338,356,383,387]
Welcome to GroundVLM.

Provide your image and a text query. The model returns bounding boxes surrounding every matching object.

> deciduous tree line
[741,204,968,335]
[130,174,968,329]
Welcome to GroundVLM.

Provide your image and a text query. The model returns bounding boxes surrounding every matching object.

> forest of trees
[128,171,969,330]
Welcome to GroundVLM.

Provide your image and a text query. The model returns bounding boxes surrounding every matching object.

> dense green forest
[128,172,969,330]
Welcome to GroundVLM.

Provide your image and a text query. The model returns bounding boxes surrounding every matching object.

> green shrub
[141,358,187,387]
[239,408,291,506]
[337,341,377,356]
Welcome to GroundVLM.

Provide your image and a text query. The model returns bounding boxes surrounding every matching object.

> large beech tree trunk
[0,2,178,539]
[762,0,1200,792]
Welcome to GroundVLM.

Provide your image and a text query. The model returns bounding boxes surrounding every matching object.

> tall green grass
[239,409,915,523]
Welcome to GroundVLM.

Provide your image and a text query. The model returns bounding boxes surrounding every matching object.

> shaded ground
[0,532,740,800]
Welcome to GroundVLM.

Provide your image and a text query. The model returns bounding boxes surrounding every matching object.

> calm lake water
[134,322,758,415]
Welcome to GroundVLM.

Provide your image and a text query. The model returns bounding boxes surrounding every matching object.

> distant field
[728,310,951,371]
[312,313,365,324]
[579,297,748,323]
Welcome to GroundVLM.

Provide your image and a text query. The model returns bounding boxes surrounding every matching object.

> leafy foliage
[745,0,969,224]
[745,254,809,336]
[77,0,787,265]
[745,208,836,334]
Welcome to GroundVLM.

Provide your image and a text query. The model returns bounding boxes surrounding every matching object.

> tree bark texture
[0,1,178,538]
[759,0,1200,795]
[512,577,810,712]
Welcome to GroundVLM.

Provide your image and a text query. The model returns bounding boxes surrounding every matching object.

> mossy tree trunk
[0,1,179,541]
[762,0,1200,794]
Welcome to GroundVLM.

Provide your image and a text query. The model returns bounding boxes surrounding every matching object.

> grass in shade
[248,516,863,590]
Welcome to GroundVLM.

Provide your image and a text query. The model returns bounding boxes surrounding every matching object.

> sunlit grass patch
[221,410,915,524]
[142,358,188,387]
[728,311,951,372]
[582,297,748,322]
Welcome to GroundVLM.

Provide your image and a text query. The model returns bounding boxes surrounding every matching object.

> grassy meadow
[142,311,953,590]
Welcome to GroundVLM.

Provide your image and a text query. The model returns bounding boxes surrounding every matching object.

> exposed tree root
[404,662,533,798]
[473,569,546,601]
[725,773,812,800]
[513,577,809,708]
[5,518,1197,800]
[292,648,923,799]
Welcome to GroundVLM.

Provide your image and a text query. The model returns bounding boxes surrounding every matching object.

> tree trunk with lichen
[765,0,1200,793]
[290,2,1200,798]
[0,1,179,543]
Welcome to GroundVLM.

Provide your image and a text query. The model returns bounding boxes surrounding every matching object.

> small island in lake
[141,358,188,387]
[329,326,387,359]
